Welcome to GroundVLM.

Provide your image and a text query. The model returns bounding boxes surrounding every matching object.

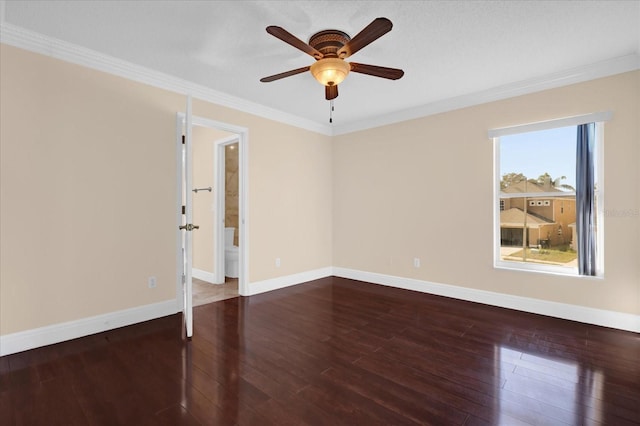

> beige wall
[0,44,334,335]
[333,70,640,316]
[1,42,636,340]
[192,99,334,283]
[0,45,182,335]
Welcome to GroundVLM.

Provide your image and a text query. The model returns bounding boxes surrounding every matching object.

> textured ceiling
[2,1,639,131]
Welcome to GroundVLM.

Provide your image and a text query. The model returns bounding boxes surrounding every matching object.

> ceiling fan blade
[350,63,404,80]
[260,66,310,82]
[325,85,338,100]
[266,26,323,59]
[338,17,393,58]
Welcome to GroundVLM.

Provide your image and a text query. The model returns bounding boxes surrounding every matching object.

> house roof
[500,208,555,228]
[501,180,564,194]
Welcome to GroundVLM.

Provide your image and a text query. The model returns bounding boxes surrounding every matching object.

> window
[490,113,609,276]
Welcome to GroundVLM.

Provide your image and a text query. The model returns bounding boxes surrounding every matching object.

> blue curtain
[576,123,596,275]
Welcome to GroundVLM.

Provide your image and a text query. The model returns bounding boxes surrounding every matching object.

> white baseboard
[192,268,216,284]
[2,266,636,357]
[0,299,180,356]
[333,267,640,333]
[0,266,333,356]
[247,267,333,296]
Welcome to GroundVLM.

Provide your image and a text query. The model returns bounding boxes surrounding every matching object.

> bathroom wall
[225,143,239,246]
[192,126,234,276]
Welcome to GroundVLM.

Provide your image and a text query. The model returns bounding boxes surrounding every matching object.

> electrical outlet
[148,276,157,288]
[275,258,281,267]
[413,258,421,268]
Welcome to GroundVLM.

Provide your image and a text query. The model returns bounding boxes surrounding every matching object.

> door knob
[179,224,199,231]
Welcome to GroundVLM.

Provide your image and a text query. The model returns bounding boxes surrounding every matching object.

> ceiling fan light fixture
[310,58,350,86]
[261,18,402,101]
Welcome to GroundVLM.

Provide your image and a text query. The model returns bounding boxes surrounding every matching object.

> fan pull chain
[329,100,334,123]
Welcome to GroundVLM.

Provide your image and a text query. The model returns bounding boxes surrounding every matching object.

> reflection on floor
[192,277,238,306]
[2,277,638,424]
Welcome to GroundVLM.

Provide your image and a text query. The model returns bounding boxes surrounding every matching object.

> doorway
[176,114,248,313]
[192,132,239,305]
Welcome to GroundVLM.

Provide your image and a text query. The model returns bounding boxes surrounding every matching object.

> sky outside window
[500,126,577,189]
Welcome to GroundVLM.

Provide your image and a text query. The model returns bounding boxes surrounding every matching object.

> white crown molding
[0,299,180,356]
[0,22,333,136]
[333,267,640,333]
[332,53,640,136]
[3,22,638,138]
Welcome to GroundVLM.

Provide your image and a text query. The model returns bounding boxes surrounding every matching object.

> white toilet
[224,227,239,278]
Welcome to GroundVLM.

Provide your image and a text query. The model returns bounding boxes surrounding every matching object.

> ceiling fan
[260,17,404,101]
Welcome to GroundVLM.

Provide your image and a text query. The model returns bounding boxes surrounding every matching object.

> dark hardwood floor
[1,276,639,425]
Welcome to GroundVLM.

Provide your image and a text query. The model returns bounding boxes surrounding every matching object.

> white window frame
[490,112,610,277]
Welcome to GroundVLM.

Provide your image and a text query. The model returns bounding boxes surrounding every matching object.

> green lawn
[505,247,577,264]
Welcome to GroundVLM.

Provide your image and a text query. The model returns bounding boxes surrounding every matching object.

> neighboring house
[568,222,577,250]
[500,180,576,248]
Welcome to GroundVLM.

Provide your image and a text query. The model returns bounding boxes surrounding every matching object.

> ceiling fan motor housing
[308,30,351,58]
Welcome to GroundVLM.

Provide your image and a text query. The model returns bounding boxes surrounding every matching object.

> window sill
[494,262,604,279]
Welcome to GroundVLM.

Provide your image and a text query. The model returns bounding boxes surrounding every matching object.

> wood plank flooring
[1,276,638,425]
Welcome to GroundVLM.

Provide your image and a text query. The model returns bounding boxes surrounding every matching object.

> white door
[180,95,195,338]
